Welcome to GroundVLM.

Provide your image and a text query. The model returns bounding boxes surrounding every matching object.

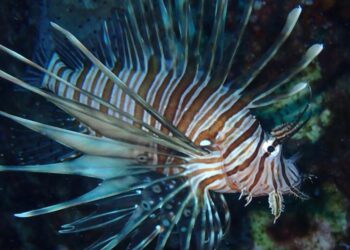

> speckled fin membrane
[0,0,323,249]
[0,100,83,164]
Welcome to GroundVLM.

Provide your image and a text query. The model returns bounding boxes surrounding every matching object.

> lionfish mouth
[0,1,322,249]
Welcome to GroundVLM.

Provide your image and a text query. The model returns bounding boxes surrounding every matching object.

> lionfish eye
[267,145,275,153]
[137,154,148,163]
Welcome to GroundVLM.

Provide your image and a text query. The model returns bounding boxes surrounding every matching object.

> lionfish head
[252,107,310,221]
[259,133,302,196]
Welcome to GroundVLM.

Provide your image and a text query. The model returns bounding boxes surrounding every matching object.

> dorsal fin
[1,1,323,156]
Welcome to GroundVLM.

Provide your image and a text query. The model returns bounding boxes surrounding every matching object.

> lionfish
[0,0,322,249]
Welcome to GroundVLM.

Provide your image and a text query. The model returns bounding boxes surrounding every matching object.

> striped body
[43,50,300,196]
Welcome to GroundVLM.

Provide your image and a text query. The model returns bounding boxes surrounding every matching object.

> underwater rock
[293,93,331,143]
[248,183,348,250]
[312,73,350,201]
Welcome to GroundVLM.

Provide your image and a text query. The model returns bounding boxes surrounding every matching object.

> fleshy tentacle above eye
[270,104,311,144]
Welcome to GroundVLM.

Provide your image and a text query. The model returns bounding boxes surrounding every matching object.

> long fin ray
[124,4,149,70]
[59,192,140,234]
[60,208,135,234]
[148,0,167,62]
[251,44,323,103]
[127,225,163,250]
[250,82,311,108]
[203,1,228,78]
[52,28,85,70]
[14,170,186,219]
[14,178,142,218]
[219,0,254,85]
[0,45,137,119]
[86,177,191,249]
[0,111,160,158]
[204,192,216,249]
[234,6,302,94]
[207,192,223,247]
[102,183,190,249]
[120,12,139,70]
[155,188,196,250]
[212,192,231,237]
[196,197,208,250]
[192,0,204,63]
[0,155,180,180]
[52,101,195,156]
[177,195,200,250]
[0,101,81,164]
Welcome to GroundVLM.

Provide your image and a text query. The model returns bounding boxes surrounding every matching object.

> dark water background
[0,0,349,249]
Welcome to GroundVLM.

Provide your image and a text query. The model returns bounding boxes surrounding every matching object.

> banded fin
[49,21,201,151]
[0,68,202,156]
[0,35,205,156]
[24,43,52,88]
[155,189,229,250]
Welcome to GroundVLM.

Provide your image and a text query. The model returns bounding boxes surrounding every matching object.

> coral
[317,183,347,234]
[293,94,332,143]
[292,220,335,250]
[249,210,279,250]
[290,62,332,143]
